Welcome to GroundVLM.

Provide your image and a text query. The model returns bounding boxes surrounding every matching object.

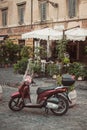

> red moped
[8,75,74,116]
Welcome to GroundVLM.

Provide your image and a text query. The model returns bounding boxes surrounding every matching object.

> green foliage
[68,62,87,79]
[34,46,47,60]
[21,46,33,58]
[5,39,20,53]
[56,75,62,85]
[13,45,33,74]
[56,39,68,60]
[40,46,47,59]
[0,39,33,67]
[22,45,47,75]
[14,58,28,74]
[33,60,41,73]
[46,63,59,76]
[0,39,21,65]
[85,46,87,54]
[5,40,21,63]
[63,57,70,64]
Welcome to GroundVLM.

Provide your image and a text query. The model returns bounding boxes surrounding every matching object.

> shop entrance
[67,42,77,62]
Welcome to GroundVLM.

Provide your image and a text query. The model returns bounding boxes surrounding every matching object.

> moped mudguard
[11,92,21,98]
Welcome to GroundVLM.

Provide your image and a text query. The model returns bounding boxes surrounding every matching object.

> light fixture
[38,0,58,8]
[46,0,58,8]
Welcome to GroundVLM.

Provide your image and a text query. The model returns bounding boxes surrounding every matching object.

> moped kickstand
[45,108,49,115]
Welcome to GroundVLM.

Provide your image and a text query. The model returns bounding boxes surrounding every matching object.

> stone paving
[0,67,87,130]
[0,67,23,87]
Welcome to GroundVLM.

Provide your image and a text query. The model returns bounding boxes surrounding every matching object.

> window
[2,8,8,26]
[68,0,77,18]
[39,2,47,22]
[17,3,26,24]
[18,39,25,46]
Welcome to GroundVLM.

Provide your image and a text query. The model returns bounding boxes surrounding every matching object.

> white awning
[22,28,63,40]
[65,27,87,41]
[22,28,63,58]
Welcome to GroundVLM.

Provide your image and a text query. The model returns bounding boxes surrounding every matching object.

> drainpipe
[31,0,33,29]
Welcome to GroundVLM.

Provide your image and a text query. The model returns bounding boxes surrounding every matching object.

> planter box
[68,89,77,107]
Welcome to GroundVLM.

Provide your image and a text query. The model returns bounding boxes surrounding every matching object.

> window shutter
[20,6,24,23]
[40,2,47,21]
[72,0,76,17]
[2,9,8,26]
[68,0,76,18]
[18,4,25,24]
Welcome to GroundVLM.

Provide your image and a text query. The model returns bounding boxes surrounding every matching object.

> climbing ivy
[56,39,68,61]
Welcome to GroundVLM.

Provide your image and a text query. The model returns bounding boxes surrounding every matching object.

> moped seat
[37,86,56,95]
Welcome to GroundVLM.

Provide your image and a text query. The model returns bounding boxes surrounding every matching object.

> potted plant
[33,60,41,77]
[68,62,87,80]
[56,73,77,107]
[46,62,59,77]
[14,58,28,74]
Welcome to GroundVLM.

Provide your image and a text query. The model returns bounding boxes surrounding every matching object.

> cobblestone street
[0,68,87,130]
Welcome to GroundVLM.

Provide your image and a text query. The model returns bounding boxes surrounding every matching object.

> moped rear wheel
[50,95,69,116]
[8,97,24,111]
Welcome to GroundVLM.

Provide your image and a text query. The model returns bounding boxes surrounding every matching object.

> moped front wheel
[8,97,24,111]
[50,95,69,116]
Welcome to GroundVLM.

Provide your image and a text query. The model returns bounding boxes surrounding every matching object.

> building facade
[0,0,87,61]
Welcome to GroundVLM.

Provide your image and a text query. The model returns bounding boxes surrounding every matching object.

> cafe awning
[22,28,63,57]
[22,28,63,40]
[65,27,87,41]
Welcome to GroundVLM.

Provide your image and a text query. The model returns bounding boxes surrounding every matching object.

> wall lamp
[38,0,58,8]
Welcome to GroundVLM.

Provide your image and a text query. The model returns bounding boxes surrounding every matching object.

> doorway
[67,42,77,62]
